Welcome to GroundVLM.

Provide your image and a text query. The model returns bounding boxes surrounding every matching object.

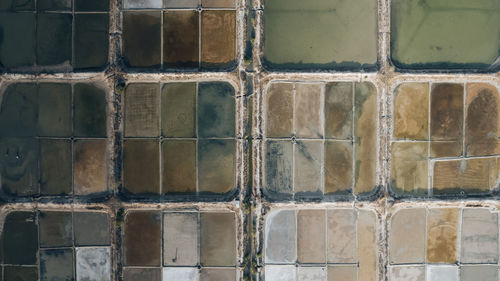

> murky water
[0,83,107,198]
[162,82,196,138]
[0,0,108,70]
[40,139,72,195]
[163,11,199,68]
[40,249,74,281]
[0,12,36,69]
[75,0,109,11]
[0,0,35,10]
[73,83,107,137]
[74,14,109,69]
[198,82,235,138]
[162,140,196,194]
[200,212,236,266]
[263,0,378,70]
[198,139,235,194]
[123,11,162,68]
[265,140,293,196]
[37,0,71,11]
[38,83,72,137]
[124,211,162,266]
[0,83,37,137]
[39,211,73,247]
[391,0,500,70]
[73,140,107,195]
[123,139,160,194]
[36,13,72,66]
[2,211,38,265]
[0,138,39,196]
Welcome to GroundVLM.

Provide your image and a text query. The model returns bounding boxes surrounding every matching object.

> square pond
[0,1,109,71]
[1,210,112,280]
[391,0,500,71]
[123,210,237,279]
[263,0,378,71]
[122,81,237,199]
[263,81,377,200]
[122,7,237,70]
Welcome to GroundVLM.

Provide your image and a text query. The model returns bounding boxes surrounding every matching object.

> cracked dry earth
[0,0,499,280]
